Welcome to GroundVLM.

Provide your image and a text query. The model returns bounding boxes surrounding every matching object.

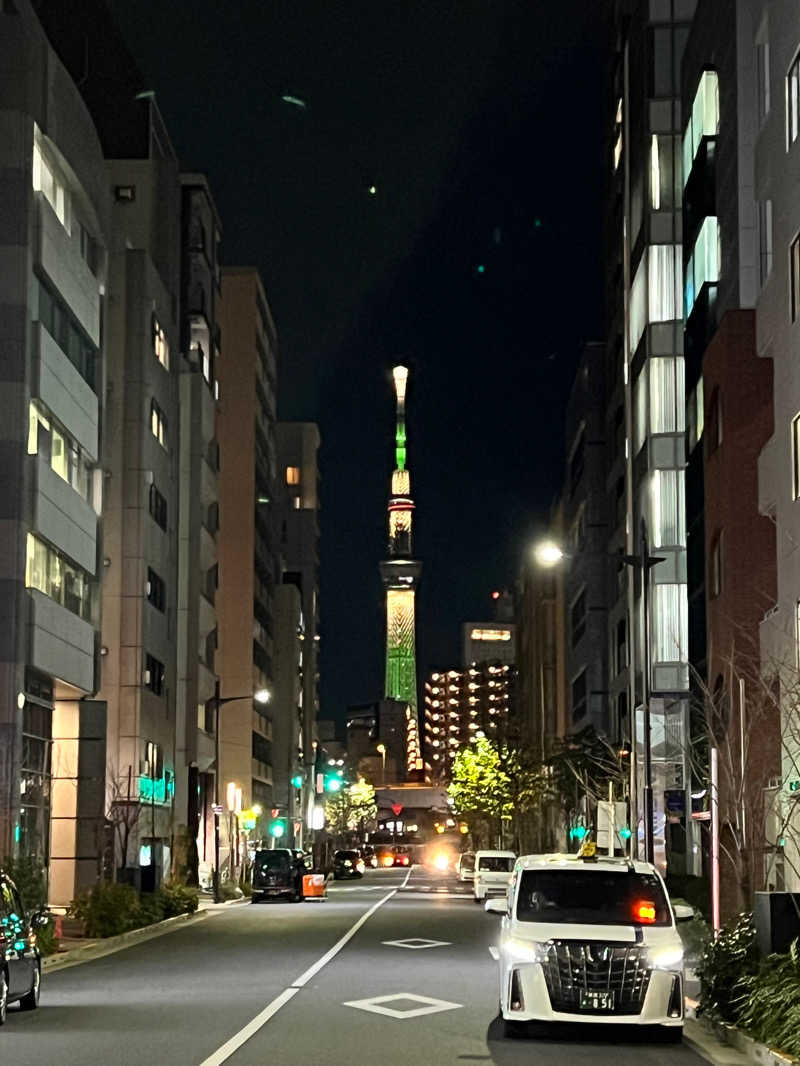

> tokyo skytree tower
[380,367,422,720]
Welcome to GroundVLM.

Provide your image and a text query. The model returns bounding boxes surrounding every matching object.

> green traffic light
[269,820,285,838]
[291,774,303,789]
[326,777,342,793]
[619,826,632,840]
[570,826,587,841]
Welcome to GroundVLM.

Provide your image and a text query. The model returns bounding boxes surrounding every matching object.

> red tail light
[634,900,656,923]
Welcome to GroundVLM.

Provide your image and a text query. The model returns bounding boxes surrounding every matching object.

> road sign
[391,803,403,816]
[211,803,223,815]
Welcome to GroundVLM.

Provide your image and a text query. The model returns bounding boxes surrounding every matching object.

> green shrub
[69,882,141,938]
[135,892,166,927]
[734,940,800,1058]
[156,881,199,917]
[665,873,711,921]
[219,880,241,902]
[1,855,47,912]
[696,912,759,1024]
[35,920,59,956]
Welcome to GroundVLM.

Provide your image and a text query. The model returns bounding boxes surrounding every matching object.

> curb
[684,1016,798,1066]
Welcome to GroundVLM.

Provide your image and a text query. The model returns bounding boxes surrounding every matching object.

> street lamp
[376,743,387,785]
[532,524,664,864]
[211,683,270,902]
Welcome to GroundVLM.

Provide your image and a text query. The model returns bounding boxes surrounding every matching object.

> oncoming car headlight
[647,944,684,971]
[504,937,549,963]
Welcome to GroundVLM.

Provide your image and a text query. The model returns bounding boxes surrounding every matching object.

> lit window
[286,466,300,486]
[652,583,688,663]
[649,357,685,434]
[788,50,800,146]
[651,469,686,548]
[32,129,70,232]
[682,71,719,185]
[27,402,91,500]
[152,317,169,369]
[25,533,93,621]
[649,135,660,210]
[685,217,720,319]
[791,235,800,322]
[150,400,167,449]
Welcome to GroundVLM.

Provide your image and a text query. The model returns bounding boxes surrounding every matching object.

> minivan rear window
[516,869,671,926]
[255,851,290,870]
[478,856,514,872]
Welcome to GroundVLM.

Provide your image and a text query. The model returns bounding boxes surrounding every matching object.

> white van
[473,850,516,902]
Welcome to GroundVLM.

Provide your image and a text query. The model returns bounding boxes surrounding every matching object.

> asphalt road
[3,866,706,1065]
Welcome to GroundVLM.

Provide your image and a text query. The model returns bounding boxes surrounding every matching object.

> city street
[3,867,704,1066]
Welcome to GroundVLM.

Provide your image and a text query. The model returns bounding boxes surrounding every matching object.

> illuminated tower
[381,367,422,741]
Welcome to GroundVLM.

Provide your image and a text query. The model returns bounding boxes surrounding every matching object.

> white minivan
[473,850,516,902]
[486,852,690,1040]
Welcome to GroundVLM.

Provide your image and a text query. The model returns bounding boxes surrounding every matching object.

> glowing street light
[533,540,566,568]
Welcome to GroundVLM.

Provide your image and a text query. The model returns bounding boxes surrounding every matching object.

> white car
[487,853,689,1040]
[473,850,516,902]
[456,852,475,882]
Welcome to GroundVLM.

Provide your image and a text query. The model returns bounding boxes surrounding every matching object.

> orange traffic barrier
[302,873,327,900]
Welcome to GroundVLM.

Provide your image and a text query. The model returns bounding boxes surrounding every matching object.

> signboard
[211,803,223,815]
[664,789,685,814]
[391,802,403,817]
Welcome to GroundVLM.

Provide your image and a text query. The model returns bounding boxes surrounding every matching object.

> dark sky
[107,0,607,727]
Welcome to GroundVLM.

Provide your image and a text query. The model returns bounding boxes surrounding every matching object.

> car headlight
[648,944,684,970]
[344,860,352,867]
[504,938,549,963]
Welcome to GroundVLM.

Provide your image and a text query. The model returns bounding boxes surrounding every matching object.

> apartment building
[0,1,109,899]
[216,267,279,840]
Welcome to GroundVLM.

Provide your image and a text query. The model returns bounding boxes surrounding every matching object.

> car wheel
[0,970,7,1026]
[661,1026,683,1044]
[19,965,41,1011]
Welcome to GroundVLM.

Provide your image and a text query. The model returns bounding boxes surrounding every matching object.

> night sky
[107,0,608,727]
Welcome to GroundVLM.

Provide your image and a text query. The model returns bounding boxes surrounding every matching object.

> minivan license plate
[580,991,614,1011]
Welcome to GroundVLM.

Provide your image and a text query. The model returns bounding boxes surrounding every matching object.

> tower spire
[381,366,422,777]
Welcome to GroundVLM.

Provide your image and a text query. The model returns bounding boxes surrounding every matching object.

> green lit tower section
[381,367,422,760]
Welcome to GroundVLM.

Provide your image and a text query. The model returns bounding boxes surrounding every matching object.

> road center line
[197,885,401,1066]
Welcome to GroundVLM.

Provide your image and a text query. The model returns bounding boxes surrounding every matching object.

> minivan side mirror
[673,902,694,922]
[484,898,508,916]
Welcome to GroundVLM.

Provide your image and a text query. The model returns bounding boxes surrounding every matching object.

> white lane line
[198,987,300,1066]
[291,890,396,988]
[489,946,500,960]
[197,888,397,1066]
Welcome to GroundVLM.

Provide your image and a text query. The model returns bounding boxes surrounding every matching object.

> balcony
[27,589,95,693]
[31,324,99,459]
[683,137,717,248]
[33,456,98,574]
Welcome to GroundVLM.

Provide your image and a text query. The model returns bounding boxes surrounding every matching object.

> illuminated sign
[470,628,511,642]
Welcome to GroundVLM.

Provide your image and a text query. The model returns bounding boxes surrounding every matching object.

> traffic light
[326,777,342,793]
[291,773,303,789]
[619,826,632,841]
[269,818,286,839]
[569,825,588,841]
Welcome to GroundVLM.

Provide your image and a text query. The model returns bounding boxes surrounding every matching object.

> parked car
[457,852,476,882]
[473,850,516,902]
[0,869,46,1025]
[333,850,366,879]
[486,850,691,1039]
[251,849,307,902]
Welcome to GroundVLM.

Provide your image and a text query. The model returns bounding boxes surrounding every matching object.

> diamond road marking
[382,937,451,950]
[344,993,462,1019]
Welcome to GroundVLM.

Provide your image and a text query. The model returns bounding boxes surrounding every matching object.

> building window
[685,217,720,319]
[652,583,688,663]
[710,533,724,598]
[25,533,94,622]
[616,618,627,675]
[682,70,719,185]
[791,235,800,322]
[707,388,723,454]
[252,731,273,767]
[150,400,167,449]
[27,401,92,501]
[792,415,800,499]
[571,671,587,723]
[146,568,166,612]
[149,484,168,530]
[652,469,686,548]
[571,589,587,647]
[37,280,97,391]
[144,654,165,696]
[650,357,685,434]
[759,201,774,286]
[152,316,169,369]
[687,379,705,454]
[285,465,300,486]
[756,30,770,124]
[32,130,70,232]
[788,49,800,146]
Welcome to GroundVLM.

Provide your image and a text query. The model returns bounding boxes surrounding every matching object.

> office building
[0,1,109,897]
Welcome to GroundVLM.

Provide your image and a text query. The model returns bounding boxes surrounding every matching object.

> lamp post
[532,521,664,864]
[376,743,387,785]
[211,680,270,903]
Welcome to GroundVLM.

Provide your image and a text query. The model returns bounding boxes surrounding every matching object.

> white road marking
[382,937,451,949]
[344,992,463,1019]
[489,946,500,960]
[197,887,397,1066]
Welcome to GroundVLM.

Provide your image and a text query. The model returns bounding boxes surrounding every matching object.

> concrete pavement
[3,865,708,1066]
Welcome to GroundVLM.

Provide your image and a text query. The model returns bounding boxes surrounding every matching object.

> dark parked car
[0,870,45,1025]
[251,849,307,902]
[333,850,365,879]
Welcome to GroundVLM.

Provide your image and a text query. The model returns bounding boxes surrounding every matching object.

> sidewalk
[42,897,246,974]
